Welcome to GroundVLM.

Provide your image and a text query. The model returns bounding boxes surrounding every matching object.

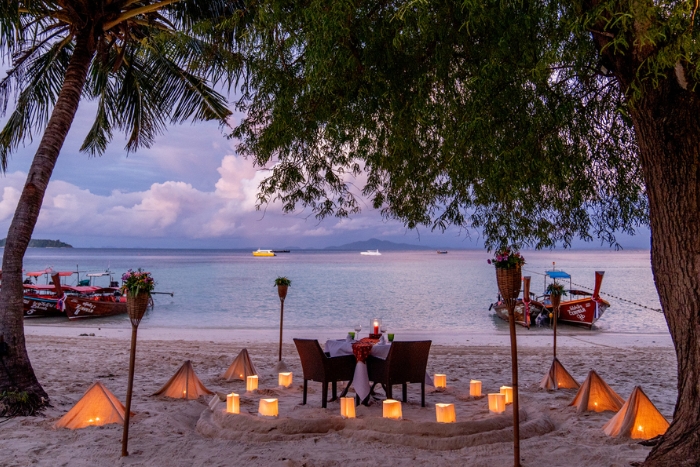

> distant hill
[324,238,433,251]
[0,238,73,248]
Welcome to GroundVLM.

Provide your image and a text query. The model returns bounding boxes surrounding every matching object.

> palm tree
[0,0,244,415]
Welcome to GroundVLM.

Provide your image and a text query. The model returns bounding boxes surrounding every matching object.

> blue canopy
[546,270,571,279]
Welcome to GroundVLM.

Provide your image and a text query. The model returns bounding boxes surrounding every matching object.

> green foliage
[274,276,291,287]
[0,0,248,170]
[546,283,567,297]
[228,0,700,249]
[0,238,71,247]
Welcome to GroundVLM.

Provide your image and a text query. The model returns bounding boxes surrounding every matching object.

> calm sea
[8,248,666,334]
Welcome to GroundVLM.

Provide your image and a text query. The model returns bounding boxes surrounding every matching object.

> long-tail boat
[490,270,610,329]
[64,288,127,319]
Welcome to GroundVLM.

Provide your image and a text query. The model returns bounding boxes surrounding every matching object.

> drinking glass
[348,331,355,339]
[354,323,362,336]
[380,323,387,334]
[388,333,395,342]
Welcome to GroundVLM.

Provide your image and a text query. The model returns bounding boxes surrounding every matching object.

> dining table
[324,337,433,402]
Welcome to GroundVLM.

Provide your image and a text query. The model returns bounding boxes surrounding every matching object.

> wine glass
[354,323,362,337]
[380,323,387,334]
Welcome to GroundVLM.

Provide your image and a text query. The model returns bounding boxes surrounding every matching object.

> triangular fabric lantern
[221,348,258,381]
[570,370,625,414]
[153,360,214,399]
[603,386,669,440]
[54,381,129,429]
[540,357,580,390]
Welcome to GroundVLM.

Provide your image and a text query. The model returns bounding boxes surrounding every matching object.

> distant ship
[252,249,276,257]
[360,250,381,256]
[437,250,448,254]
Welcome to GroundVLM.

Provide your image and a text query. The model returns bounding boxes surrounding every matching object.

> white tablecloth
[324,339,433,401]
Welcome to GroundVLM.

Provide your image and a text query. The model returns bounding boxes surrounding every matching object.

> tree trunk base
[644,429,700,466]
[0,388,49,417]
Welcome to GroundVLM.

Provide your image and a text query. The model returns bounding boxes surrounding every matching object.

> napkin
[346,333,354,342]
[379,334,386,344]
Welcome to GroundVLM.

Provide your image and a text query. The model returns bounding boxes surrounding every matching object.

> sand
[0,327,676,467]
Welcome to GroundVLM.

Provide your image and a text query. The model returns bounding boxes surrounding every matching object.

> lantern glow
[470,380,482,397]
[434,374,447,389]
[246,375,258,392]
[383,399,402,419]
[340,397,356,419]
[435,403,456,423]
[279,372,293,388]
[258,398,278,417]
[488,393,506,414]
[226,393,240,414]
[500,386,513,405]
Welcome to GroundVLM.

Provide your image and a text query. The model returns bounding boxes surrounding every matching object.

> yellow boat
[252,249,276,257]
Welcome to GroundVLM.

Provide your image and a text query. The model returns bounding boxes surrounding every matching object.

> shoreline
[24,322,673,348]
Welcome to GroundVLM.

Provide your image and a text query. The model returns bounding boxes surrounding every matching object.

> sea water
[12,248,666,334]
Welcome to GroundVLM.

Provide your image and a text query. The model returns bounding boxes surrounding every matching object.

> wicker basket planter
[496,266,522,301]
[127,292,150,325]
[277,284,288,300]
[550,293,561,315]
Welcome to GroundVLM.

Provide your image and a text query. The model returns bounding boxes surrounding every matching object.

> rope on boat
[522,268,664,314]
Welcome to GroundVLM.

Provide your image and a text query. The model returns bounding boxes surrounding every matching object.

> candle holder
[371,318,381,336]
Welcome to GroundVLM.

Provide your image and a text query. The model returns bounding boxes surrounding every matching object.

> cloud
[0,154,416,247]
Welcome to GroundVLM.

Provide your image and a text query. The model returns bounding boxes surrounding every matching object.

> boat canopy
[26,270,73,277]
[546,270,571,279]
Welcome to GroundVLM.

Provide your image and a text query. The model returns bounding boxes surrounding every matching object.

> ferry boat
[360,250,381,256]
[490,270,610,329]
[252,249,276,257]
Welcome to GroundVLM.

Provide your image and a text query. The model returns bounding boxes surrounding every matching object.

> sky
[0,77,651,250]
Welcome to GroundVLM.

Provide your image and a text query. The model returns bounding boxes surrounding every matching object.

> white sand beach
[1,326,676,467]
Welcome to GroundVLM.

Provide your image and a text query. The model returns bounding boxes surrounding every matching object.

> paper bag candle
[258,398,278,417]
[488,393,506,414]
[435,403,456,423]
[246,375,258,392]
[500,386,513,405]
[279,372,293,388]
[470,380,482,397]
[383,399,402,419]
[340,397,356,419]
[434,374,447,389]
[226,393,240,414]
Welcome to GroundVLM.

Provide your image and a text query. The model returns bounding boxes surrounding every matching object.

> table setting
[324,319,432,403]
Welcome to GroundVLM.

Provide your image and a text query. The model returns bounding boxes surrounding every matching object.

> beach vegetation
[0,0,247,416]
[230,1,700,464]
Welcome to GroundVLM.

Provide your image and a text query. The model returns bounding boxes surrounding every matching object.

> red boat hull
[64,295,127,319]
[23,296,64,317]
[552,298,609,328]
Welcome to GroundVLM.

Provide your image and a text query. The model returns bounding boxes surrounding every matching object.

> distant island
[0,238,73,248]
[325,238,433,251]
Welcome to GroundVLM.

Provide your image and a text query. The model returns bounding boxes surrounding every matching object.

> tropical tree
[0,0,244,415]
[231,1,700,465]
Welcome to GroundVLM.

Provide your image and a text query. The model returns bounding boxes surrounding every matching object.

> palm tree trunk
[0,35,95,415]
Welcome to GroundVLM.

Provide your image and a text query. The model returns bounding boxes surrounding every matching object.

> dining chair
[293,338,357,408]
[366,340,432,407]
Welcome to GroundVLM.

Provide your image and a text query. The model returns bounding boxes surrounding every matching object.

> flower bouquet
[489,247,525,300]
[121,269,155,324]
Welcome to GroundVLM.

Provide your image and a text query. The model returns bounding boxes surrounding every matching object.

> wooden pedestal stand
[121,293,149,457]
[496,266,522,467]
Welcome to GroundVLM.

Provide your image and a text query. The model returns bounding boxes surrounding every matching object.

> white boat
[360,250,381,256]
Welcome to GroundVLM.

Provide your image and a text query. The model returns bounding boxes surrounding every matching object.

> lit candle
[226,393,240,414]
[258,398,278,417]
[500,386,513,405]
[435,403,456,423]
[340,396,356,419]
[383,399,402,419]
[279,372,293,388]
[246,375,258,392]
[488,393,506,414]
[372,318,380,335]
[434,374,447,389]
[470,380,482,397]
